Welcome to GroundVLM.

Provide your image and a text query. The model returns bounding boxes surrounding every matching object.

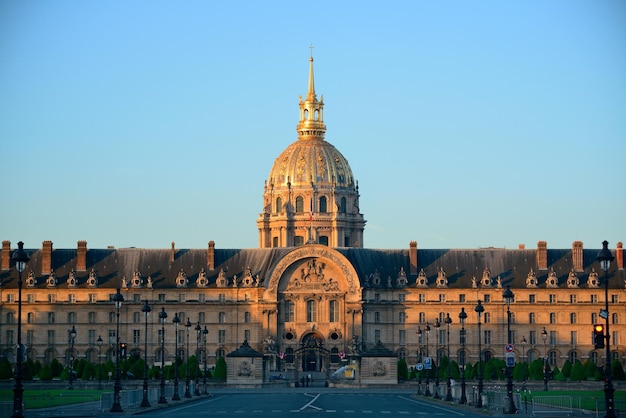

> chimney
[77,240,87,271]
[409,241,418,275]
[208,241,215,270]
[1,241,10,271]
[617,242,624,270]
[572,241,583,272]
[518,244,525,250]
[170,241,175,263]
[42,240,53,275]
[537,241,547,271]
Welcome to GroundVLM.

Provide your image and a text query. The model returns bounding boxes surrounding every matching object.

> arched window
[306,300,317,322]
[276,197,282,213]
[483,350,493,362]
[331,347,339,363]
[295,196,304,213]
[568,351,578,364]
[284,300,295,322]
[319,196,327,213]
[340,197,347,214]
[329,300,339,322]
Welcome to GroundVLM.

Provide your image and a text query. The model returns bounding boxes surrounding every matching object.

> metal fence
[532,396,573,416]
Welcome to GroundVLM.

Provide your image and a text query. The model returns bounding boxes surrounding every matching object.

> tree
[397,358,408,381]
[0,358,12,379]
[561,360,572,378]
[570,360,585,381]
[612,360,625,381]
[529,359,544,380]
[38,364,53,380]
[584,359,601,380]
[50,359,63,377]
[213,357,227,380]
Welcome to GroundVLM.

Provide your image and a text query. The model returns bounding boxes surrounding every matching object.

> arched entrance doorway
[293,333,331,384]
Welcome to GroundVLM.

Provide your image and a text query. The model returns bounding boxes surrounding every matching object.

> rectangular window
[399,329,406,345]
[570,313,577,324]
[529,330,536,345]
[219,294,226,303]
[306,300,317,322]
[329,300,339,322]
[133,294,140,303]
[133,330,140,345]
[285,301,295,322]
[439,329,445,345]
[399,312,406,323]
[549,313,556,324]
[7,294,15,303]
[199,294,206,303]
[549,294,556,303]
[613,331,619,345]
[218,330,226,344]
[549,331,557,345]
[27,330,34,345]
[484,330,492,345]
[179,293,185,303]
[199,312,205,323]
[419,312,426,323]
[484,294,491,303]
[418,294,425,303]
[48,312,55,323]
[438,294,445,303]
[6,330,14,345]
[89,294,97,303]
[158,293,166,302]
[109,330,116,345]
[88,330,96,345]
[569,294,577,303]
[244,312,251,324]
[570,331,577,345]
[244,329,250,341]
[48,330,55,345]
[529,312,536,324]
[529,294,536,303]
[374,329,381,342]
[459,294,466,303]
[374,312,380,323]
[591,313,597,323]
[510,330,516,344]
[374,293,380,303]
[27,294,35,303]
[48,294,56,303]
[611,295,618,303]
[398,294,406,303]
[591,294,598,304]
[133,312,140,324]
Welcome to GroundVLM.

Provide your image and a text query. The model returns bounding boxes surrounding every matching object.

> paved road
[134,390,491,418]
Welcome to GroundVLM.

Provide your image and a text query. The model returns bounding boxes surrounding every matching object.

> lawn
[0,389,105,409]
[521,389,626,411]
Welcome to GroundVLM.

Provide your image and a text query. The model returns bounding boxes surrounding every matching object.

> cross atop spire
[309,43,314,58]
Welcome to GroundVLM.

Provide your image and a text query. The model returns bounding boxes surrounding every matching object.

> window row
[283,300,340,323]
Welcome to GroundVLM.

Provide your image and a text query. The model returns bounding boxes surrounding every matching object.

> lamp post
[157,308,168,404]
[475,300,484,408]
[444,313,453,402]
[597,240,616,418]
[194,322,201,396]
[140,301,152,408]
[97,336,103,390]
[184,318,192,398]
[459,307,468,405]
[202,326,208,394]
[503,285,517,414]
[110,288,124,412]
[11,241,29,418]
[521,336,527,384]
[172,314,181,401]
[541,327,548,391]
[68,325,77,390]
[433,318,441,399]
[416,326,422,395]
[424,323,431,396]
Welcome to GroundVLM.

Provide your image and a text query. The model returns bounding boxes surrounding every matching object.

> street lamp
[184,318,192,398]
[97,336,103,390]
[140,300,152,407]
[521,336,527,384]
[11,241,29,418]
[433,318,441,399]
[503,285,517,414]
[416,326,422,395]
[194,322,201,396]
[158,308,168,404]
[424,323,431,396]
[110,288,124,412]
[444,313,453,402]
[459,307,468,405]
[172,313,181,401]
[475,300,484,408]
[597,240,616,418]
[68,325,77,390]
[202,326,208,394]
[541,326,548,391]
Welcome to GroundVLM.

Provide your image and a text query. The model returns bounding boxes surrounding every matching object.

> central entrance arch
[293,332,331,384]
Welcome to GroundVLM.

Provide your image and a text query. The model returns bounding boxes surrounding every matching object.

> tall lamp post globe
[416,326,422,395]
[140,300,152,407]
[11,241,29,418]
[97,336,103,390]
[184,318,192,398]
[157,308,168,404]
[474,300,485,408]
[597,240,616,418]
[110,288,124,412]
[68,325,77,390]
[194,322,202,396]
[502,285,517,414]
[172,314,181,401]
[202,325,209,394]
[424,323,431,396]
[458,307,468,404]
[444,313,453,402]
[542,327,548,391]
[433,318,441,399]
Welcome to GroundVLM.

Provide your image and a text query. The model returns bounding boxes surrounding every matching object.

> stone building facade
[0,56,624,380]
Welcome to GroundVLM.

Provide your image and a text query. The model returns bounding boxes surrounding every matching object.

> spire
[297,49,326,141]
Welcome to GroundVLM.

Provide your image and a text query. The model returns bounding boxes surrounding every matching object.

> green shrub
[397,358,408,381]
[570,360,585,380]
[612,360,625,380]
[0,358,13,379]
[38,364,53,380]
[213,357,227,380]
[561,360,572,378]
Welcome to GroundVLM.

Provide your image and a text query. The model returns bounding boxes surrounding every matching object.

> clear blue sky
[1,1,624,251]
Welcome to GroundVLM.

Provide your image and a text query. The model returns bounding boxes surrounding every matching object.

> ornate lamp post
[157,308,168,404]
[11,241,29,418]
[172,314,181,401]
[444,313,453,401]
[202,326,209,394]
[503,285,517,414]
[110,288,124,412]
[521,336,527,384]
[68,325,77,390]
[597,240,616,418]
[140,301,152,407]
[475,300,484,408]
[97,336,103,390]
[541,326,548,391]
[194,322,201,396]
[184,318,192,398]
[459,307,468,405]
[433,318,441,399]
[424,322,431,396]
[416,326,422,395]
